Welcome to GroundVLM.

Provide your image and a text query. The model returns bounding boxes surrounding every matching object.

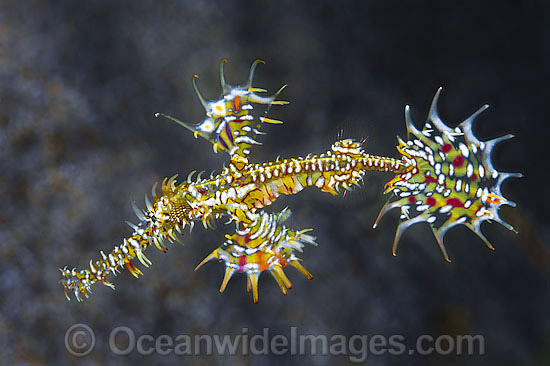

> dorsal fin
[156,59,288,158]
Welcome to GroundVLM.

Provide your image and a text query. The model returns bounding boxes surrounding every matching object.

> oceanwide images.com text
[65,324,485,362]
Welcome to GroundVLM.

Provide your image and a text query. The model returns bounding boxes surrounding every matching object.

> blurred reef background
[0,0,548,365]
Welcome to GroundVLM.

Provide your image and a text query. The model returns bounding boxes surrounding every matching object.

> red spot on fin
[238,255,247,273]
[408,196,416,203]
[453,155,464,167]
[441,143,452,153]
[427,197,436,206]
[425,174,438,184]
[446,198,464,208]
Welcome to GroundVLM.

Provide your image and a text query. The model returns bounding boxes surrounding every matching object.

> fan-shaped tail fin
[375,89,521,260]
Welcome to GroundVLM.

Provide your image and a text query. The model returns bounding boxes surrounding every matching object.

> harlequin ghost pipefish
[60,60,521,303]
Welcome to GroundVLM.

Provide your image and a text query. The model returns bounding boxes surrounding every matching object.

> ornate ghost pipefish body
[59,60,520,303]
